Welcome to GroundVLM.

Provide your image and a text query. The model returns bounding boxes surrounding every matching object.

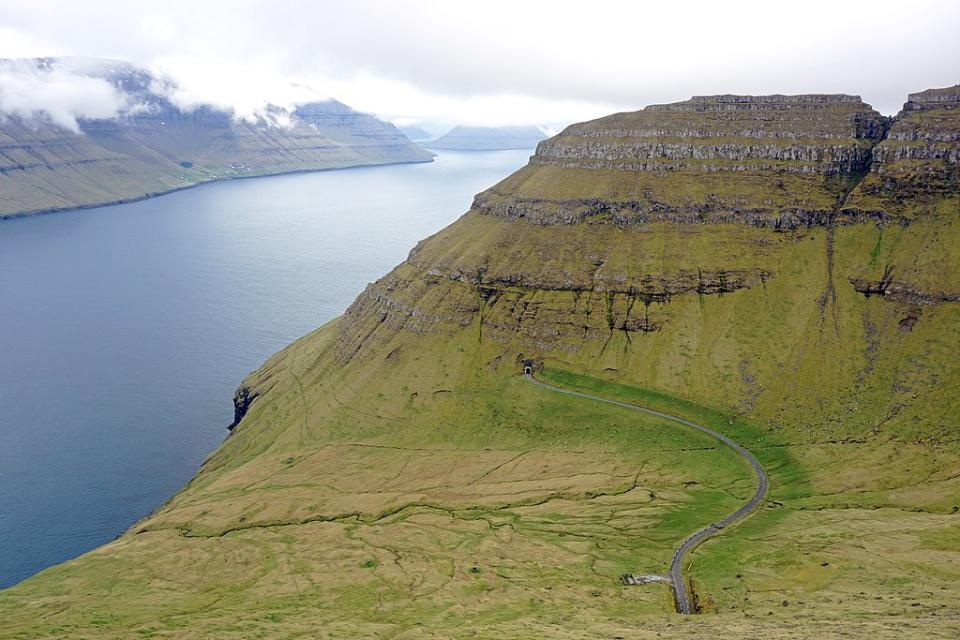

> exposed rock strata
[838,86,959,216]
[849,277,960,305]
[470,94,891,228]
[471,193,890,229]
[902,85,960,112]
[535,94,886,176]
[337,88,960,365]
[471,91,960,230]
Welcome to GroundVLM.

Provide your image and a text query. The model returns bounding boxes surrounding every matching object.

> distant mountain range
[425,125,546,150]
[0,58,433,219]
[398,124,433,141]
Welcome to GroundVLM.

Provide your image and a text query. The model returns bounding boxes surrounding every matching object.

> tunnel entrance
[518,356,541,376]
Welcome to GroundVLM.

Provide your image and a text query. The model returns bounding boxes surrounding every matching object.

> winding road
[524,373,768,614]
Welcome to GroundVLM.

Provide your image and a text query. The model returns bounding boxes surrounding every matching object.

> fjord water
[0,150,532,588]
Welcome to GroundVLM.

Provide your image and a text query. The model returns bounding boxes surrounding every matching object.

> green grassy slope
[2,318,955,638]
[1,90,958,639]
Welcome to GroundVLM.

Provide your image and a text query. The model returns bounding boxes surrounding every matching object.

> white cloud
[0,25,63,58]
[0,60,133,132]
[0,0,958,127]
[313,71,625,130]
[147,56,329,120]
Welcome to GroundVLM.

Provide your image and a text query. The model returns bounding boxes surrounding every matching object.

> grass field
[1,320,957,639]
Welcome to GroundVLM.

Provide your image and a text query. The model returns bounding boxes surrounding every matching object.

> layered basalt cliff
[472,94,891,229]
[846,85,960,216]
[0,58,433,219]
[293,101,429,158]
[338,88,960,434]
[340,217,779,356]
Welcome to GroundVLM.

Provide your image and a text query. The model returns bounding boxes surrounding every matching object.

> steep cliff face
[847,85,960,216]
[2,89,958,639]
[295,100,414,146]
[0,58,433,219]
[473,95,890,228]
[340,91,960,440]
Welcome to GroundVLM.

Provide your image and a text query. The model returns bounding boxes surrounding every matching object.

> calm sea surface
[0,150,531,588]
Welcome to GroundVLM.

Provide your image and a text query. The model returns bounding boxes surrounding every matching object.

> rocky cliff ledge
[339,87,959,399]
[846,85,960,215]
[472,94,892,229]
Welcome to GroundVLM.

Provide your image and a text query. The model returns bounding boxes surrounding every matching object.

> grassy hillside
[1,90,958,639]
[2,318,955,638]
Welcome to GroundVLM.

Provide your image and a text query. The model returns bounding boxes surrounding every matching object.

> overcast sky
[1,0,959,131]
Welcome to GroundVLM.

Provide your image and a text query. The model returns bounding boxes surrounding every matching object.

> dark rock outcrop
[849,277,960,305]
[228,385,259,431]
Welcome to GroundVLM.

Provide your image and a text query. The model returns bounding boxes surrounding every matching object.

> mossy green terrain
[1,90,959,639]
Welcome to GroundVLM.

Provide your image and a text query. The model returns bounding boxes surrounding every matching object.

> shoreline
[0,156,435,223]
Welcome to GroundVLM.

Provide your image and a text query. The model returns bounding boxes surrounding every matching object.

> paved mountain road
[524,373,769,614]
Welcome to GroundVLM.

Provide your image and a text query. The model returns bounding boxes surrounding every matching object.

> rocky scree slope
[0,58,433,219]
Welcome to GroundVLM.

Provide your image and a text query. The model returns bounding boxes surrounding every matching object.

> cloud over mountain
[0,59,135,132]
[1,1,957,127]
